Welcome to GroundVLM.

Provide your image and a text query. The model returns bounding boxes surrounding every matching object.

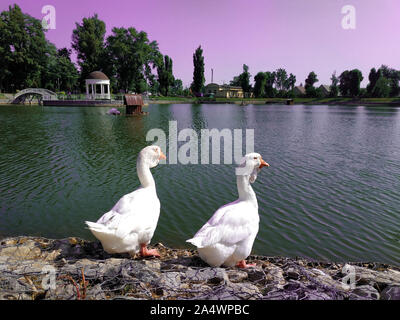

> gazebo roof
[86,71,109,80]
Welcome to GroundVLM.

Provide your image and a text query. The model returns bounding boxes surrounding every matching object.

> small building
[124,94,144,115]
[293,85,306,97]
[319,85,331,97]
[204,83,219,96]
[85,71,111,100]
[204,83,244,98]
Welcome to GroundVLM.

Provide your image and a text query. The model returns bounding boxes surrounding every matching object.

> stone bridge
[11,88,58,104]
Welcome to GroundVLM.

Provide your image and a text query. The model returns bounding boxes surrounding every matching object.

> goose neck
[236,174,257,204]
[137,158,155,188]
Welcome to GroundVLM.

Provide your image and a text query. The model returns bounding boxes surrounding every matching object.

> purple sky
[2,0,399,87]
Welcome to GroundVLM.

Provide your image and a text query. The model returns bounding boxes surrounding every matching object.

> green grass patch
[149,96,192,101]
[145,96,400,106]
[360,98,400,103]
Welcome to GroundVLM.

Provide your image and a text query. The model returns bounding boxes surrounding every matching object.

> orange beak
[259,158,269,169]
[159,151,167,160]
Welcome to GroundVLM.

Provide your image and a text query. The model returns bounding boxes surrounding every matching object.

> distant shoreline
[149,97,400,106]
[2,97,400,107]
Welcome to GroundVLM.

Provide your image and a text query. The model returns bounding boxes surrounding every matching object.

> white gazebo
[85,71,111,100]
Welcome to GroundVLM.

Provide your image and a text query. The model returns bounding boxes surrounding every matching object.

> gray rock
[228,282,262,300]
[263,290,298,300]
[125,261,161,283]
[350,285,380,300]
[86,284,107,300]
[308,268,347,292]
[161,263,188,272]
[245,268,266,284]
[299,291,334,300]
[354,266,400,287]
[1,236,399,300]
[158,272,182,289]
[226,270,248,283]
[284,267,301,280]
[198,282,262,300]
[381,286,400,300]
[45,283,77,300]
[184,268,228,284]
[61,259,100,279]
[264,265,286,289]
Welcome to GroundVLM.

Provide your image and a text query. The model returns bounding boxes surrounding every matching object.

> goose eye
[253,157,258,160]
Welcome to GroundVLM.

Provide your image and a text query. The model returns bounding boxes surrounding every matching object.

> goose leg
[140,243,160,257]
[236,260,256,268]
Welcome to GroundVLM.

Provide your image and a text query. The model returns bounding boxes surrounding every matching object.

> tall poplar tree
[157,55,174,96]
[191,46,205,95]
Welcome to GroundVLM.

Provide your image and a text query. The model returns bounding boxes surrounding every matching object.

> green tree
[348,69,363,97]
[366,68,381,96]
[182,87,191,97]
[253,72,266,98]
[264,71,276,98]
[55,49,79,91]
[372,76,390,97]
[191,46,205,95]
[170,79,183,96]
[330,71,339,97]
[315,87,324,98]
[275,68,288,92]
[239,64,252,96]
[57,48,71,59]
[367,66,400,97]
[157,55,174,96]
[147,73,159,95]
[41,44,78,92]
[103,27,159,93]
[379,65,400,97]
[0,4,49,91]
[305,71,318,97]
[339,69,363,97]
[230,64,252,96]
[230,76,240,86]
[339,70,350,96]
[72,14,106,87]
[286,73,296,91]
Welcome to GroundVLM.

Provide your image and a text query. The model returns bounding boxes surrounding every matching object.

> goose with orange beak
[86,146,166,258]
[187,153,269,268]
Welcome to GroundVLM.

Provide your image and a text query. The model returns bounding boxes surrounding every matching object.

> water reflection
[0,104,399,265]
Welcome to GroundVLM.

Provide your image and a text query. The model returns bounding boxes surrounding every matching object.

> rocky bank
[0,236,399,300]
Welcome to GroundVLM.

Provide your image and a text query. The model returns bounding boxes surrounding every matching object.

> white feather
[85,146,162,255]
[187,152,266,267]
[187,201,259,267]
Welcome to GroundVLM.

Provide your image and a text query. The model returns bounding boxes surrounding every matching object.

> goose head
[236,152,269,183]
[138,145,167,168]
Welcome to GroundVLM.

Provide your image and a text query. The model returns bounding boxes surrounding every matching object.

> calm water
[0,103,399,265]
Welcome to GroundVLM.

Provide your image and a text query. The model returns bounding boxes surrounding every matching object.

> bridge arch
[11,88,58,104]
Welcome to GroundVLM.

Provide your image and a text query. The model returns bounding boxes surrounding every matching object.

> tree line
[1,5,399,99]
[191,48,400,99]
[0,5,79,93]
[225,65,400,99]
[0,5,182,95]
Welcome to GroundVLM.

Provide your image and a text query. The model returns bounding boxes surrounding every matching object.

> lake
[0,103,399,266]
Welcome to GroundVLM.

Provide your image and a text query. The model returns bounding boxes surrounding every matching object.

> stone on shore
[0,236,399,300]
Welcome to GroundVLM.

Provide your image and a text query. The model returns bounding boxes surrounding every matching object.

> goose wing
[96,188,160,238]
[188,201,257,248]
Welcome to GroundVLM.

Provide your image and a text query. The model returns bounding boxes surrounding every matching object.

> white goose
[187,153,269,268]
[85,146,166,257]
